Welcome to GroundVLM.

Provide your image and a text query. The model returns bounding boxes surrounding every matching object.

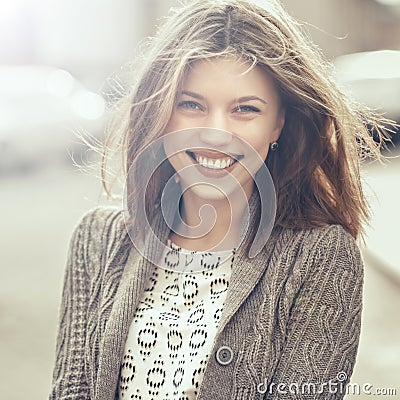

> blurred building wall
[1,0,399,84]
[283,0,400,58]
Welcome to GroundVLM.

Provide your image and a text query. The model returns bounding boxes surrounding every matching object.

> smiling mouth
[186,150,243,170]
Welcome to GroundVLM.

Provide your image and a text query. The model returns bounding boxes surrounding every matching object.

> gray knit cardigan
[49,194,363,400]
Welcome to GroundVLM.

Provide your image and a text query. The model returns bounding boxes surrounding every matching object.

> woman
[49,0,388,399]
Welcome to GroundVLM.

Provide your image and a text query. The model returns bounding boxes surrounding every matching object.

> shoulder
[307,224,363,274]
[68,206,131,274]
[73,205,124,232]
[269,224,364,320]
[274,223,363,277]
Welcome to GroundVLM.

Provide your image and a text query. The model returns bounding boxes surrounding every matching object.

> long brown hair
[99,0,391,239]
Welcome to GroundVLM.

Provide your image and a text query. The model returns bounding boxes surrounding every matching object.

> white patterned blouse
[118,239,235,400]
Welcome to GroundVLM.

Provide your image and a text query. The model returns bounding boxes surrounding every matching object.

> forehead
[181,56,279,97]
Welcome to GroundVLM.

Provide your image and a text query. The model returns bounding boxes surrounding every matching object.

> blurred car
[333,50,400,148]
[0,65,106,174]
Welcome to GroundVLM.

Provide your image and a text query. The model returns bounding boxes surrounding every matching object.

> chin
[183,180,248,204]
[187,183,225,201]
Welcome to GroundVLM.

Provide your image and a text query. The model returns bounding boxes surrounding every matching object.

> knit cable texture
[49,205,363,400]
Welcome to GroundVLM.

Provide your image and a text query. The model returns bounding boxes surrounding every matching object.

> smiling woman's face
[164,55,285,201]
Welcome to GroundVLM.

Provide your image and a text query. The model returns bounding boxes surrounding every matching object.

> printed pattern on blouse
[118,239,235,400]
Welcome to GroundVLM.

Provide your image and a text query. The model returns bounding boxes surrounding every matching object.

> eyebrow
[181,90,267,105]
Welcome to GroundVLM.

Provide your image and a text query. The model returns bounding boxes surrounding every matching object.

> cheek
[164,118,175,134]
[250,117,283,154]
[166,150,179,168]
[164,110,181,133]
[164,110,194,134]
[166,151,188,175]
[240,130,271,159]
[255,141,271,162]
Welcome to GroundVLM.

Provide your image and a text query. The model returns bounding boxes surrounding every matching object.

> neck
[170,185,254,252]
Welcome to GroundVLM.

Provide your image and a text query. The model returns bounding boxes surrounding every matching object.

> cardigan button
[215,345,234,365]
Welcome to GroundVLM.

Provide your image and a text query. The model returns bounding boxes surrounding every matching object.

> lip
[185,150,242,177]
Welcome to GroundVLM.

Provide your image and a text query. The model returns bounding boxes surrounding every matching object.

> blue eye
[177,100,203,111]
[235,105,260,113]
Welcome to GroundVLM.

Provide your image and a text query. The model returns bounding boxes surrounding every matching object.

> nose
[199,112,233,146]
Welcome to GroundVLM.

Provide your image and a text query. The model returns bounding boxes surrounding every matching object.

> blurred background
[0,0,399,399]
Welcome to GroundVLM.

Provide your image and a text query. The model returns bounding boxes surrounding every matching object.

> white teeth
[194,154,235,169]
[206,159,215,169]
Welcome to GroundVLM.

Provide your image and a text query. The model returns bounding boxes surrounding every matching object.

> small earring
[174,175,180,184]
[270,141,279,151]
